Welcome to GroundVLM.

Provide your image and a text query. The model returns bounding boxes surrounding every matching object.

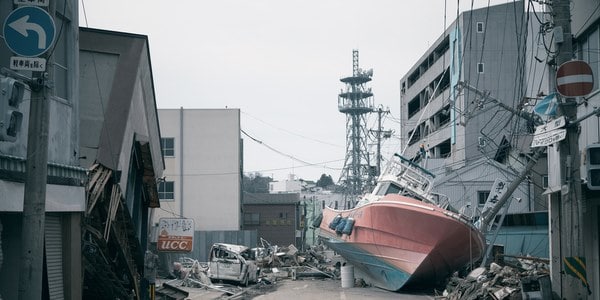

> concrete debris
[438,256,552,300]
[155,281,189,300]
[157,240,348,298]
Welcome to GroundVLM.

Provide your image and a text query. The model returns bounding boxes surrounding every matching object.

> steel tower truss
[338,50,375,199]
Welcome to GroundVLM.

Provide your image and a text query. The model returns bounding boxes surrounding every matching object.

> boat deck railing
[382,154,436,201]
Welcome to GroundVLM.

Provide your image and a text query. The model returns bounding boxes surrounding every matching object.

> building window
[438,138,452,158]
[542,175,549,189]
[244,213,260,225]
[161,138,175,157]
[477,63,484,74]
[158,181,174,201]
[437,105,451,127]
[477,22,484,33]
[478,191,490,206]
[53,3,73,101]
[408,96,421,118]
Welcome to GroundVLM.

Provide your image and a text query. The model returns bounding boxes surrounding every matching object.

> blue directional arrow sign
[3,6,56,57]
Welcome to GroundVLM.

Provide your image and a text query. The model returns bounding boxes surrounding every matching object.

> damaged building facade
[1,2,165,295]
[79,28,164,299]
[398,0,550,265]
[399,1,548,214]
[400,0,600,297]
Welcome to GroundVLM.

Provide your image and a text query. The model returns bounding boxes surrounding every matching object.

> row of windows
[243,213,293,226]
[403,21,484,91]
[409,138,452,161]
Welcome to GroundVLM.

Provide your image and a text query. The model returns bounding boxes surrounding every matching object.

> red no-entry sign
[556,60,594,97]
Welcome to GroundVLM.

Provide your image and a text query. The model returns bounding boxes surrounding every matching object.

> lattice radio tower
[337,50,375,201]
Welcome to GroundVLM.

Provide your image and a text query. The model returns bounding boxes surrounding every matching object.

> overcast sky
[79,0,514,182]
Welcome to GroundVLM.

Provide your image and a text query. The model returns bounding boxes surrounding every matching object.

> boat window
[375,182,403,195]
[385,183,402,195]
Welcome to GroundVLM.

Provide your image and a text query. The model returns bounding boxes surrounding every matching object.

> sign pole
[17,2,54,300]
[550,0,586,298]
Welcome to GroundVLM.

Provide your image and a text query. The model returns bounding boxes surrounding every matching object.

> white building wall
[269,174,302,193]
[154,108,241,231]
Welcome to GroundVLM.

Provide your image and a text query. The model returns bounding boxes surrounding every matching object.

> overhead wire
[241,128,341,173]
[242,111,343,149]
[80,0,89,27]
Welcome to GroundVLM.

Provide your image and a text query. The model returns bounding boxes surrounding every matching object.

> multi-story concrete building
[154,108,242,231]
[399,1,548,214]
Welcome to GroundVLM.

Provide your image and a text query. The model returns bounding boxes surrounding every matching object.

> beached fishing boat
[317,153,485,290]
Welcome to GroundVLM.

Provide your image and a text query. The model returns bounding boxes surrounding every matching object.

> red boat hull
[319,194,485,290]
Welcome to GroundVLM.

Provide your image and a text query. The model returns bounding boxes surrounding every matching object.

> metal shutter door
[46,215,65,300]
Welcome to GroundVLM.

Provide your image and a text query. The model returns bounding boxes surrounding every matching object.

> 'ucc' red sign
[158,236,193,252]
[157,218,194,252]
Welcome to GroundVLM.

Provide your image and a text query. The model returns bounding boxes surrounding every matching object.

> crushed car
[207,243,259,286]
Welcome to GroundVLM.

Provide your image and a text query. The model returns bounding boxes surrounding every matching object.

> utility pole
[550,0,586,298]
[17,2,54,299]
[370,106,390,177]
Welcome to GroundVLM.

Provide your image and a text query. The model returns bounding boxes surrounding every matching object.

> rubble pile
[252,240,340,279]
[440,257,551,300]
[157,240,345,298]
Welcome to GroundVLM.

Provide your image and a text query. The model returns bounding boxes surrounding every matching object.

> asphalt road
[178,278,437,300]
[252,278,436,300]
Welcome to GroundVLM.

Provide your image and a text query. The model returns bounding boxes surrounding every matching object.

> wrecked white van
[207,243,259,286]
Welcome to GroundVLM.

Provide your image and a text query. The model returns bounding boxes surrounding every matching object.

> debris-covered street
[152,240,553,300]
[154,242,435,299]
[159,277,435,300]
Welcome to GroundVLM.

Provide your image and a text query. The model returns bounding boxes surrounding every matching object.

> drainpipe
[180,107,184,217]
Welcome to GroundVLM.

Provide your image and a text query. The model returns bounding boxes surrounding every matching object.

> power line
[241,128,341,172]
[242,111,343,148]
[81,0,89,27]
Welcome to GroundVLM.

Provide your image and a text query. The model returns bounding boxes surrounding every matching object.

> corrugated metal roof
[0,154,87,185]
